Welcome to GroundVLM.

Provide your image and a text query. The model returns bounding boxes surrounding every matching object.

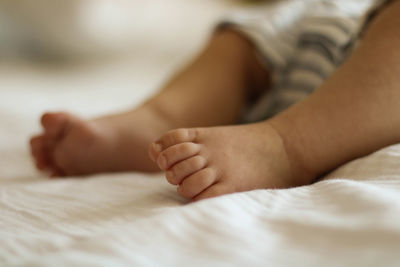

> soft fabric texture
[219,0,392,122]
[1,0,400,266]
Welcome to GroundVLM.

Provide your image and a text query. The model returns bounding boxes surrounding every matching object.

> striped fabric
[218,0,392,122]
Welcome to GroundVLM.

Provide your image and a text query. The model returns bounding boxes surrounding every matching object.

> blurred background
[0,0,267,60]
[0,0,266,178]
[0,0,265,113]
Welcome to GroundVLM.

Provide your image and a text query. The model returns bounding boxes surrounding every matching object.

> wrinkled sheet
[1,1,400,266]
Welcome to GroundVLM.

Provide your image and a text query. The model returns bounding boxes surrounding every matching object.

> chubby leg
[151,1,400,200]
[30,30,270,176]
[269,1,400,178]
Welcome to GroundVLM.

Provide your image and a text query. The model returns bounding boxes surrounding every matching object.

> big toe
[40,112,77,138]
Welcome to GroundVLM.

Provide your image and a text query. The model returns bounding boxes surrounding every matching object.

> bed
[1,0,400,266]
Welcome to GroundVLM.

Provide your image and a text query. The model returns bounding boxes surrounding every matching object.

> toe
[157,142,201,170]
[156,128,198,152]
[30,135,50,170]
[51,145,71,176]
[148,142,162,162]
[177,168,217,199]
[192,183,230,201]
[166,155,207,185]
[40,112,71,139]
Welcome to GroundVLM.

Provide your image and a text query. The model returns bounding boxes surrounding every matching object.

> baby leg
[30,30,270,176]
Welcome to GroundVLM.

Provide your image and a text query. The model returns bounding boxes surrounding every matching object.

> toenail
[153,143,162,153]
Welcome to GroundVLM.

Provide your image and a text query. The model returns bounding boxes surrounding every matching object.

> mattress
[1,1,400,266]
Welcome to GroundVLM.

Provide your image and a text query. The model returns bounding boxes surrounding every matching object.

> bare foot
[30,106,173,176]
[149,122,310,201]
[29,29,271,177]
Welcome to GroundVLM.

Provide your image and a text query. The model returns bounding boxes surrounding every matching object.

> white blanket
[1,1,400,266]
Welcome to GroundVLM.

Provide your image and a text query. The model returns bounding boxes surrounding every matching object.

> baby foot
[149,122,310,201]
[30,107,172,176]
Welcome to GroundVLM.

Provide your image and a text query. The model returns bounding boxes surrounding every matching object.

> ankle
[267,119,318,186]
[143,101,180,131]
[93,102,177,143]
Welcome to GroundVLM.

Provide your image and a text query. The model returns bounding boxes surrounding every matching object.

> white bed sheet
[1,1,400,266]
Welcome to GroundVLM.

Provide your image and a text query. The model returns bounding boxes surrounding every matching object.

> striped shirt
[218,0,393,122]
